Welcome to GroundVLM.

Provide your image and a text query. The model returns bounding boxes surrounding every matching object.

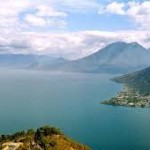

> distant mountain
[113,66,150,95]
[1,42,150,74]
[0,54,36,67]
[30,57,68,70]
[0,54,67,69]
[57,42,150,73]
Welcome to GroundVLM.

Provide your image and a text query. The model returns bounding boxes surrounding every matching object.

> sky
[0,0,150,59]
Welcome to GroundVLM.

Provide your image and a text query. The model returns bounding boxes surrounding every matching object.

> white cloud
[23,4,68,28]
[24,15,46,26]
[0,0,150,60]
[126,1,150,30]
[0,0,68,29]
[24,14,67,28]
[99,2,125,15]
[36,5,68,17]
[0,0,30,16]
[0,28,149,59]
[0,0,30,28]
[0,0,101,29]
[98,1,150,30]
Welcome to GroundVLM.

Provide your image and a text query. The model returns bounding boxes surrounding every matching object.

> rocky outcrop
[0,126,90,150]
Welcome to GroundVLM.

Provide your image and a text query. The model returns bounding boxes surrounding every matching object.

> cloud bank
[0,0,150,60]
[99,1,150,30]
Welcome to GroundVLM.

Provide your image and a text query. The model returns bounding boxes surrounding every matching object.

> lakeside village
[102,86,150,108]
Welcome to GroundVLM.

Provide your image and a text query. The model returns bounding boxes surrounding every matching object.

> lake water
[0,69,150,150]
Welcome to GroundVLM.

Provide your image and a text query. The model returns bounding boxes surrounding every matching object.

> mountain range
[56,42,150,73]
[0,41,150,74]
[0,54,67,69]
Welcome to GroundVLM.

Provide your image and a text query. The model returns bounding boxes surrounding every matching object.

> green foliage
[34,126,62,149]
[38,126,62,136]
[113,66,150,96]
[126,97,140,103]
[27,129,35,135]
[0,131,26,143]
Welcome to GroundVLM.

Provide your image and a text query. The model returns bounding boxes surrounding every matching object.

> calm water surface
[0,69,150,150]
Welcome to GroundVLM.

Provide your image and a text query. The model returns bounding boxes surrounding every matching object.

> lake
[0,69,150,150]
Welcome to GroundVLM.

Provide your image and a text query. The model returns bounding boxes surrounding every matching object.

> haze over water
[1,69,150,150]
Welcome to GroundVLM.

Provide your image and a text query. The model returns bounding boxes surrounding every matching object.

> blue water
[0,69,150,150]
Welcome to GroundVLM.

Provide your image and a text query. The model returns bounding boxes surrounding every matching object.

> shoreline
[101,86,150,108]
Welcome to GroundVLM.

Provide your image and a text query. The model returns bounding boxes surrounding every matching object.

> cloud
[98,1,150,30]
[0,28,150,59]
[0,0,150,60]
[0,0,99,29]
[24,15,46,27]
[23,4,68,28]
[0,0,68,29]
[98,2,125,15]
[36,5,68,17]
[0,0,30,16]
[0,0,30,28]
[127,1,150,30]
[23,5,68,28]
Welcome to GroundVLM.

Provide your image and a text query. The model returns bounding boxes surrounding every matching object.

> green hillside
[0,126,90,150]
[102,66,150,107]
[113,66,150,95]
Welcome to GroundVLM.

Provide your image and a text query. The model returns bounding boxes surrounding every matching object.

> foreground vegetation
[0,126,90,150]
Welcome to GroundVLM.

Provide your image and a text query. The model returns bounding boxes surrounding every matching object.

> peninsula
[102,66,150,108]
